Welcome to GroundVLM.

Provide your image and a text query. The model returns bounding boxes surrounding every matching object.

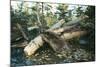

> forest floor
[11,37,95,66]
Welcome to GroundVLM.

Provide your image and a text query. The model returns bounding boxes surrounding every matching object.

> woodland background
[11,1,95,66]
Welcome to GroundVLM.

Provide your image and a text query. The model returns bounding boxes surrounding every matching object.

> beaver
[41,31,70,53]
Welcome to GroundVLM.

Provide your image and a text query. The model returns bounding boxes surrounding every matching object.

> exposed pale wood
[61,31,87,40]
[24,35,44,56]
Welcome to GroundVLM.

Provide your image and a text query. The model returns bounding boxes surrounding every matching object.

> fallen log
[24,18,67,56]
[24,30,87,56]
[61,31,87,40]
[24,35,44,56]
[24,15,88,56]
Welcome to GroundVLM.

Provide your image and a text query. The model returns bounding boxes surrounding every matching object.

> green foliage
[76,6,84,17]
[11,2,95,43]
[57,4,68,13]
[56,4,68,20]
[85,6,95,19]
[56,4,73,22]
[11,2,95,66]
[79,6,95,30]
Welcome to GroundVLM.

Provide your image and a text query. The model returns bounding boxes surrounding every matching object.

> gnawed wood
[24,35,44,56]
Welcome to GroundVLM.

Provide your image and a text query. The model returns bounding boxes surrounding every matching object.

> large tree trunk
[24,15,88,56]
